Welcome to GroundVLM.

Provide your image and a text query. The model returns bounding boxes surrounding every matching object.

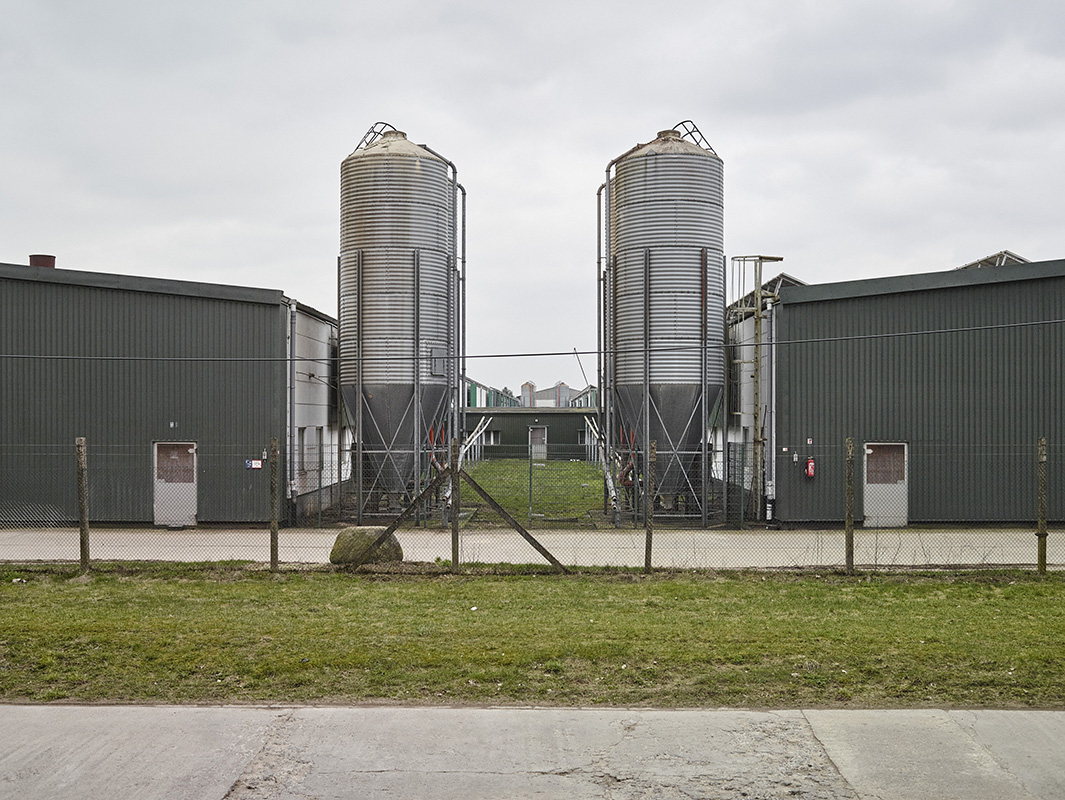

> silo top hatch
[346,129,445,162]
[622,128,719,161]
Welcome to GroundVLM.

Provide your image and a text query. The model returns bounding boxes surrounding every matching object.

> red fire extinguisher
[805,457,815,478]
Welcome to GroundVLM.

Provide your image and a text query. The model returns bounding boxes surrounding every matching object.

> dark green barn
[770,259,1065,524]
[464,408,595,461]
[0,261,337,524]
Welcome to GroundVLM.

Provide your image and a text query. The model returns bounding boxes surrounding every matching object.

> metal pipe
[336,253,345,519]
[753,258,763,521]
[288,299,298,507]
[643,248,651,526]
[603,144,642,524]
[701,247,709,528]
[596,183,604,424]
[420,143,461,446]
[357,250,366,521]
[600,183,609,513]
[413,248,421,502]
[459,183,467,441]
[767,299,776,504]
[722,294,730,525]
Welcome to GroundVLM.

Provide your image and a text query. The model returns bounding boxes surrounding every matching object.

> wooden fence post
[76,437,90,572]
[845,437,855,574]
[1037,436,1048,575]
[270,437,280,571]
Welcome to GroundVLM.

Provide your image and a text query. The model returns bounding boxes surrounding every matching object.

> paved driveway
[1,705,1062,799]
[0,525,1057,569]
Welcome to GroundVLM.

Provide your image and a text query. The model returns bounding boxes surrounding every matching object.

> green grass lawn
[2,564,1063,708]
[463,458,607,524]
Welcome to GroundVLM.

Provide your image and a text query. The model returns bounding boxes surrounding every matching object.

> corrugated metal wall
[0,265,289,522]
[773,262,1065,522]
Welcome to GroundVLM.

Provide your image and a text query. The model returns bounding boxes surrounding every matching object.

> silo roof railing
[353,121,399,153]
[672,119,718,156]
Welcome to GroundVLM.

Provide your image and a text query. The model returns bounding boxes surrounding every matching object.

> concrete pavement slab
[950,710,1065,800]
[804,709,1041,799]
[0,705,284,800]
[2,705,1062,799]
[2,525,1055,569]
[267,707,857,799]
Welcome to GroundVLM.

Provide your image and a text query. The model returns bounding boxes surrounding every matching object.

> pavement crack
[222,711,312,799]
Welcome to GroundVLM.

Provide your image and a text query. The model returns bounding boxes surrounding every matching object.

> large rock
[330,526,403,565]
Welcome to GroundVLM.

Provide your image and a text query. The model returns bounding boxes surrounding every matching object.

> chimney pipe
[29,254,56,268]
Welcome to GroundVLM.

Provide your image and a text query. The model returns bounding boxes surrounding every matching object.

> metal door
[154,442,197,527]
[529,426,547,461]
[863,442,908,527]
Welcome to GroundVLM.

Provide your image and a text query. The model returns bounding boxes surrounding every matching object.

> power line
[2,316,1063,363]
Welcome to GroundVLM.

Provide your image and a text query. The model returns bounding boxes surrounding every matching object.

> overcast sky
[4,0,1063,392]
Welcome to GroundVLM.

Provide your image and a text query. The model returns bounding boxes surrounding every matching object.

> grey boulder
[329,527,403,565]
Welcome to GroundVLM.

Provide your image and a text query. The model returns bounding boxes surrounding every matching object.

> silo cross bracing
[339,123,464,515]
[601,123,725,523]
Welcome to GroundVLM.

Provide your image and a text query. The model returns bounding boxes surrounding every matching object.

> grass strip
[1,564,1062,708]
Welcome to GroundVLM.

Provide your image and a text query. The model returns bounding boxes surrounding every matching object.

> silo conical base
[614,383,721,516]
[342,383,450,515]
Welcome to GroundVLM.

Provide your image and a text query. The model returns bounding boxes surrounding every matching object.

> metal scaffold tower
[727,255,784,524]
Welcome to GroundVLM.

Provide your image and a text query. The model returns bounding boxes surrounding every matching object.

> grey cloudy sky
[3,0,1063,392]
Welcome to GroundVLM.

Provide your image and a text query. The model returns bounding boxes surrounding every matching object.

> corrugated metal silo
[600,122,725,522]
[339,123,463,514]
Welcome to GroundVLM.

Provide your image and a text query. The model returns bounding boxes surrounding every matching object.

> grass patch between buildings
[1,564,1062,708]
[463,458,605,523]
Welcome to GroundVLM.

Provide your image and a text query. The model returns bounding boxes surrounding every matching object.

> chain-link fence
[1,437,1059,571]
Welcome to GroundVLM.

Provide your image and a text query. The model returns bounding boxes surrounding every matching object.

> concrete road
[1,705,1062,799]
[1,526,1059,569]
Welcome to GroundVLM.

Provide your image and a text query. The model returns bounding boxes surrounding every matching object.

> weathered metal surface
[0,263,289,523]
[607,128,725,499]
[773,260,1065,523]
[339,128,458,502]
[339,131,453,387]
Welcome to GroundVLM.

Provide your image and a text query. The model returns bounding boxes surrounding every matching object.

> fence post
[528,443,533,522]
[76,437,90,572]
[644,440,655,574]
[270,437,280,571]
[1037,436,1048,575]
[451,438,460,570]
[845,437,855,574]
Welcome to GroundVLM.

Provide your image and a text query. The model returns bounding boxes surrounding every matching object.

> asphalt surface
[1,705,1062,799]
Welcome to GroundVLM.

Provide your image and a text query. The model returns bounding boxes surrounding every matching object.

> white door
[863,442,908,527]
[154,442,198,527]
[529,426,547,461]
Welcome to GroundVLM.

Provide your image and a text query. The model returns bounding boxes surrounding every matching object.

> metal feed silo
[599,122,725,523]
[339,123,464,515]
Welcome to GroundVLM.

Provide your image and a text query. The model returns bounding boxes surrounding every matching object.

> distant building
[464,378,520,408]
[569,385,598,408]
[464,408,596,462]
[521,381,575,408]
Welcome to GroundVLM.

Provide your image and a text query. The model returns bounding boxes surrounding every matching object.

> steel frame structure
[341,123,466,521]
[597,121,724,528]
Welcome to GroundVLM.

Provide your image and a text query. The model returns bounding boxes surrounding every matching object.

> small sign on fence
[246,459,263,470]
